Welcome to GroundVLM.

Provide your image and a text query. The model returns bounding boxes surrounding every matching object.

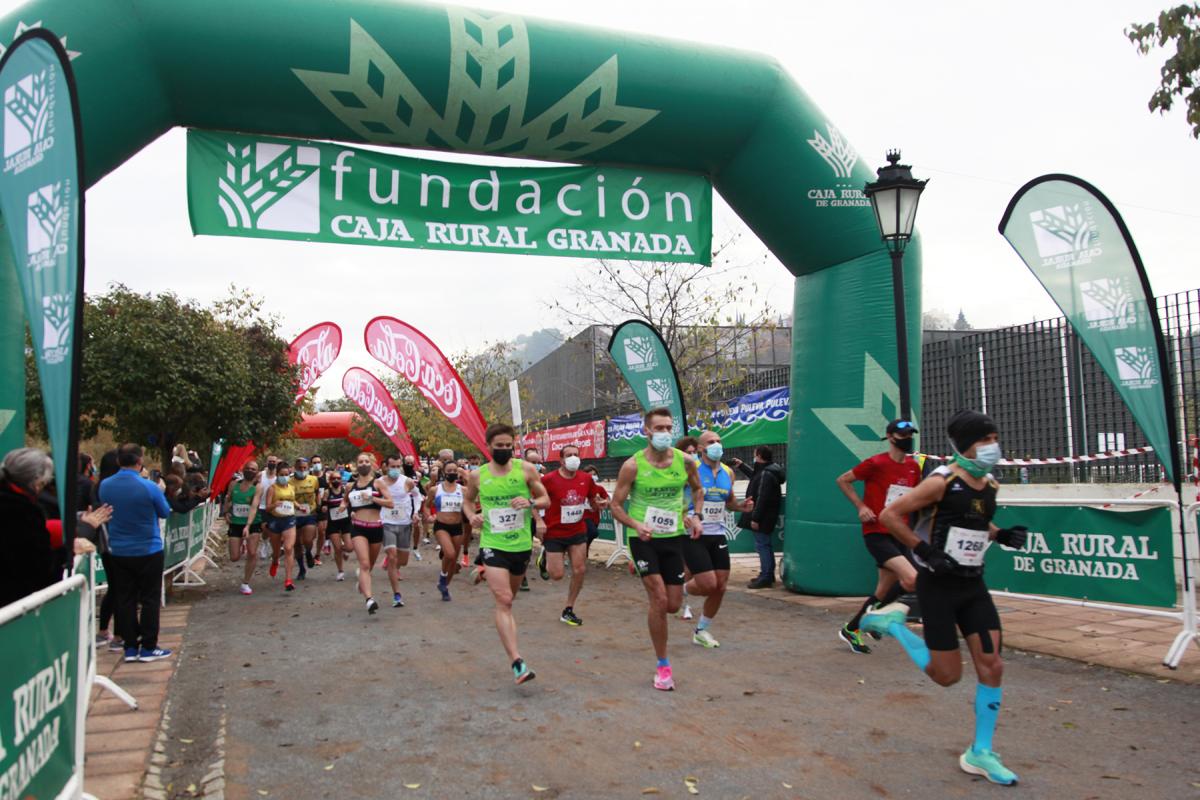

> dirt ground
[154,543,1200,799]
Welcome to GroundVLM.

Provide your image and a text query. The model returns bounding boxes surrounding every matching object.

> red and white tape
[919,445,1156,467]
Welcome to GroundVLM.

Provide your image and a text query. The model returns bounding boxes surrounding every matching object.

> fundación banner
[607,320,687,440]
[521,419,606,461]
[1000,176,1178,484]
[187,130,712,264]
[0,31,84,526]
[695,386,790,448]
[606,412,646,457]
[288,321,342,402]
[365,316,491,456]
[986,505,1175,609]
[342,367,417,460]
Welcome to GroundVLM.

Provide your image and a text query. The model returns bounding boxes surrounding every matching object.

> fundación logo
[1029,203,1101,269]
[1080,277,1137,332]
[3,67,54,175]
[805,123,869,209]
[41,293,70,365]
[1114,346,1158,391]
[623,336,658,372]
[218,141,320,234]
[26,181,67,270]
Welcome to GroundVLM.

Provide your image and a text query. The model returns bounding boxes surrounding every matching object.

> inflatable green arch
[0,0,921,595]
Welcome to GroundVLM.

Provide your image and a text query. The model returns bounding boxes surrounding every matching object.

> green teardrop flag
[606,320,687,440]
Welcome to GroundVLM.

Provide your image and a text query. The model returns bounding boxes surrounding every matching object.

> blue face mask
[276,475,289,486]
[295,470,308,479]
[954,441,1001,478]
[650,432,673,451]
[705,443,723,461]
[387,468,402,480]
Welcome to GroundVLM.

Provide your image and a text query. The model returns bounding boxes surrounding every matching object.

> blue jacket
[99,469,170,556]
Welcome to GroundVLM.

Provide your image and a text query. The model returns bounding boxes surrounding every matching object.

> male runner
[381,454,416,607]
[462,423,549,685]
[833,419,921,654]
[222,460,265,595]
[522,446,546,592]
[683,430,754,648]
[610,408,705,691]
[861,410,1027,785]
[581,465,609,557]
[536,444,607,626]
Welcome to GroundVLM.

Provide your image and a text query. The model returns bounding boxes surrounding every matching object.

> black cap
[947,409,997,453]
[882,419,918,439]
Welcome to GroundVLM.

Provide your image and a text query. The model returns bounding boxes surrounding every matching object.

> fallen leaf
[634,741,642,749]
[257,791,269,797]
[641,789,660,795]
[1062,722,1076,729]
[511,715,527,722]
[1157,679,1170,684]
[686,786,699,795]
[685,776,698,784]
[532,786,549,792]
[179,738,194,744]
[1101,775,1121,780]
[324,764,335,771]
[186,784,196,795]
[782,783,793,789]
[403,783,421,790]
[1112,707,1129,711]
[857,679,865,685]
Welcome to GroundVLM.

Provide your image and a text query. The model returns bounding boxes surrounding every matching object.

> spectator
[738,446,786,589]
[165,474,202,513]
[99,443,173,663]
[77,452,96,513]
[93,449,122,649]
[0,448,59,607]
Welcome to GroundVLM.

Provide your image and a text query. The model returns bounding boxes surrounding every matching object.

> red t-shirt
[584,481,609,524]
[541,470,601,538]
[851,452,921,535]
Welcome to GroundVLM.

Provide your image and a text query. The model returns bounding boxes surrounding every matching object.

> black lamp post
[863,150,927,421]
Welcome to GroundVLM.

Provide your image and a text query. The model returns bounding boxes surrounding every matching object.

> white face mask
[974,442,1002,468]
[563,456,581,472]
[650,432,673,451]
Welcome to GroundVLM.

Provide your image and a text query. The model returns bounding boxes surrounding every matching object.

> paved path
[142,545,1199,799]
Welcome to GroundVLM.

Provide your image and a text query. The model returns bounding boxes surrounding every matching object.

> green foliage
[26,284,301,457]
[1128,4,1200,137]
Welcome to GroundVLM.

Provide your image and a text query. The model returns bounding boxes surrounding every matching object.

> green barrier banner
[1000,176,1176,483]
[987,505,1176,608]
[164,515,190,569]
[187,129,711,264]
[0,581,83,800]
[605,413,645,457]
[606,320,687,440]
[0,31,85,519]
[187,505,207,561]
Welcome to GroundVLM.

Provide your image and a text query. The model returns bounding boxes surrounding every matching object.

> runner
[290,457,320,580]
[683,430,754,648]
[673,436,699,620]
[341,452,394,614]
[427,460,466,601]
[462,423,549,684]
[834,419,922,654]
[264,461,299,592]
[381,454,416,608]
[222,460,265,595]
[321,467,351,581]
[535,444,607,626]
[311,453,329,563]
[860,410,1027,786]
[522,446,546,593]
[581,465,609,557]
[404,457,425,559]
[609,407,705,691]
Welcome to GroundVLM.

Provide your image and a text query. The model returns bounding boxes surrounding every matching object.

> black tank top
[913,465,997,578]
[348,477,382,508]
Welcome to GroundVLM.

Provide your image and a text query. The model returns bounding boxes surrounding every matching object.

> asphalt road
[157,545,1200,799]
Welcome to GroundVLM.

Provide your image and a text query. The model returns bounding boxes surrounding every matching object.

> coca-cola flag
[365,316,490,455]
[342,367,417,459]
[288,322,343,402]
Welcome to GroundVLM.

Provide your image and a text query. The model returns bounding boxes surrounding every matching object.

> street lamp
[864,150,927,421]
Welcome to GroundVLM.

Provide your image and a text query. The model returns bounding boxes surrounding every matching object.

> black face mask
[357,464,372,476]
[243,470,257,481]
[892,436,915,453]
[445,473,459,482]
[403,466,415,477]
[491,448,513,465]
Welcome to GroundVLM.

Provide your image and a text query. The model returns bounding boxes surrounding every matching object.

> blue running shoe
[858,601,909,638]
[959,747,1018,785]
[138,647,172,662]
[392,593,404,608]
[438,579,451,602]
[512,659,535,685]
[123,646,140,663]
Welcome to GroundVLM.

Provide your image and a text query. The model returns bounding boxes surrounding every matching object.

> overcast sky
[4,0,1196,402]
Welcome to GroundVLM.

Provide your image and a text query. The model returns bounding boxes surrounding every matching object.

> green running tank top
[627,448,688,538]
[229,481,256,524]
[478,459,532,552]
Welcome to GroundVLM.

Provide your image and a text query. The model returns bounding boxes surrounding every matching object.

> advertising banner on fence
[607,320,687,440]
[1000,176,1177,483]
[0,580,84,800]
[187,130,712,264]
[366,316,490,455]
[288,321,342,402]
[163,504,210,571]
[0,31,84,525]
[986,505,1175,608]
[695,385,790,447]
[606,412,646,457]
[342,367,417,459]
[521,420,606,461]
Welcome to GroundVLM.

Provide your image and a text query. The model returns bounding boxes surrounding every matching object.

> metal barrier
[1164,503,1200,668]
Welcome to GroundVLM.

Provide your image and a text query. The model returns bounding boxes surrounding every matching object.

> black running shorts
[916,570,1002,652]
[480,547,531,576]
[684,535,731,574]
[543,533,587,553]
[351,522,384,545]
[228,521,262,538]
[863,533,912,569]
[628,535,686,585]
[435,520,464,537]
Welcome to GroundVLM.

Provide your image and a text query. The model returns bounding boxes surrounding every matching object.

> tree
[1127,5,1200,137]
[549,235,783,413]
[27,285,301,459]
[922,309,953,330]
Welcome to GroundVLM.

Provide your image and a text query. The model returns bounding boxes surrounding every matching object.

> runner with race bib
[427,461,467,601]
[265,462,299,592]
[342,452,394,615]
[381,454,416,608]
[222,460,265,596]
[322,469,351,581]
[536,444,607,627]
[290,457,320,581]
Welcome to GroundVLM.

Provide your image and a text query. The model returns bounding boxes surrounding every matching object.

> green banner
[606,320,687,440]
[0,32,84,517]
[987,505,1176,608]
[187,505,207,561]
[1000,176,1175,482]
[0,581,83,800]
[164,514,191,569]
[187,130,711,264]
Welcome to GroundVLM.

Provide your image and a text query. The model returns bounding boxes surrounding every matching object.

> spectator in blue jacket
[99,443,173,663]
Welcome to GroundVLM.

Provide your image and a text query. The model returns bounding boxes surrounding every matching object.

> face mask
[243,470,256,481]
[276,476,289,486]
[388,468,402,480]
[650,432,673,451]
[312,463,322,473]
[955,442,1001,478]
[329,480,340,489]
[403,465,415,477]
[296,470,308,479]
[892,437,914,454]
[491,448,513,465]
[564,455,581,472]
[445,473,459,482]
[705,443,723,461]
[588,473,599,483]
[357,464,372,476]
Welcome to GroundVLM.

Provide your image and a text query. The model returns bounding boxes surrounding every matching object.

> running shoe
[512,659,536,685]
[959,747,1018,785]
[393,593,404,608]
[519,576,530,592]
[284,580,295,592]
[323,542,332,555]
[858,602,910,638]
[305,550,315,569]
[137,647,173,662]
[366,597,379,614]
[313,557,323,567]
[692,629,720,648]
[269,560,279,578]
[95,633,111,647]
[837,624,871,655]
[239,583,253,596]
[423,537,431,545]
[438,575,451,601]
[680,604,694,621]
[472,565,487,585]
[537,549,549,580]
[108,638,125,653]
[461,552,470,569]
[123,646,140,663]
[335,571,345,582]
[560,608,582,626]
[296,570,306,581]
[653,665,675,691]
[413,550,423,562]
